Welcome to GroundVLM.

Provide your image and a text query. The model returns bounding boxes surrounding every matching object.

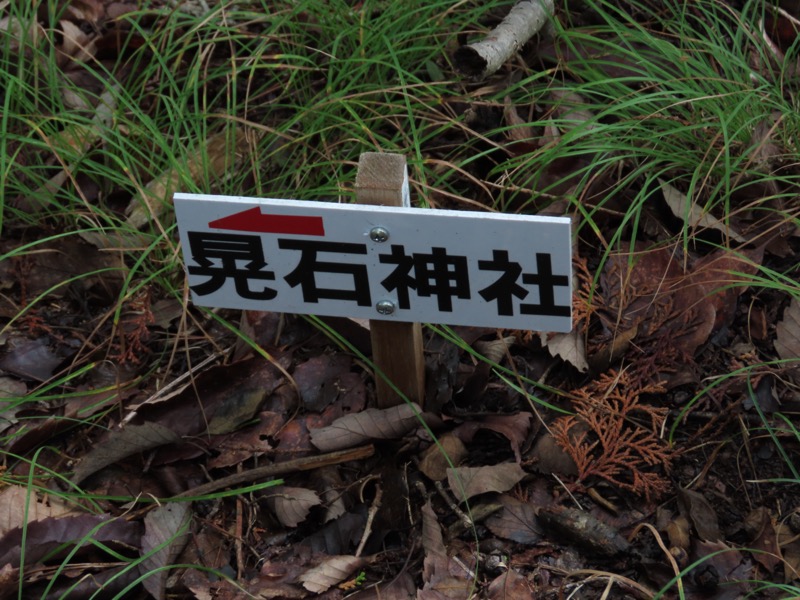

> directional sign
[175,193,573,332]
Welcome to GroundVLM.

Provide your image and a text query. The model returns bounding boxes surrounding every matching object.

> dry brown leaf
[691,539,752,592]
[777,520,800,582]
[309,402,423,452]
[139,503,192,600]
[125,128,251,230]
[775,297,800,378]
[540,330,588,372]
[487,569,535,599]
[297,555,365,594]
[599,244,761,360]
[454,413,532,463]
[71,422,181,485]
[744,507,781,574]
[312,467,347,523]
[0,515,141,568]
[420,501,471,599]
[56,19,95,68]
[677,487,721,542]
[205,385,270,436]
[293,354,352,412]
[23,87,117,214]
[0,486,78,538]
[503,97,536,145]
[485,495,542,545]
[341,572,415,599]
[687,248,763,331]
[302,511,367,555]
[264,486,321,528]
[474,335,515,363]
[660,179,746,243]
[419,433,468,482]
[447,463,526,504]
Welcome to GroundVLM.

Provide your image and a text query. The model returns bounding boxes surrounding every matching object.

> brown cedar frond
[551,370,672,502]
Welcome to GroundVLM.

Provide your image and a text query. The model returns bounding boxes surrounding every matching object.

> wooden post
[355,153,425,408]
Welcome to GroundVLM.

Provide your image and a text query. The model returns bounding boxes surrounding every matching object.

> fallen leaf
[71,422,181,485]
[744,507,781,574]
[341,572,415,599]
[477,413,532,463]
[775,297,800,379]
[0,337,64,382]
[447,463,526,504]
[0,486,78,537]
[487,568,535,599]
[530,431,578,477]
[298,555,365,594]
[206,385,270,436]
[136,356,283,439]
[660,179,746,242]
[503,97,536,144]
[777,520,800,582]
[125,128,252,230]
[302,510,367,555]
[420,501,471,598]
[264,486,321,528]
[293,354,353,412]
[677,487,722,542]
[599,244,761,360]
[540,330,589,372]
[22,90,119,214]
[0,515,141,568]
[312,467,347,523]
[485,495,542,545]
[139,503,192,600]
[207,411,284,469]
[691,539,752,595]
[418,433,468,481]
[310,403,423,452]
[687,248,762,330]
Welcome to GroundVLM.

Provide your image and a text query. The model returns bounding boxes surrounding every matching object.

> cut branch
[454,0,554,79]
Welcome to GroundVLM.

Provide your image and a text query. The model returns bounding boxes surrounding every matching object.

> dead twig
[454,0,554,78]
[170,445,375,500]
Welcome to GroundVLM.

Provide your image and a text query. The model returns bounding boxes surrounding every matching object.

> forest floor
[1,0,799,598]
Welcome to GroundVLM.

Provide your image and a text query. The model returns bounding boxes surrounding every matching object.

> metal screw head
[375,300,396,315]
[369,226,390,243]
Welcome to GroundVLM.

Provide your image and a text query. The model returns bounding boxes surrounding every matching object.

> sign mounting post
[355,153,425,409]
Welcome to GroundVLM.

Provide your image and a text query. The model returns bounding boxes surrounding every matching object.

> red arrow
[209,207,325,236]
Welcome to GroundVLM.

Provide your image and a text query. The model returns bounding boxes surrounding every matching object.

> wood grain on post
[355,153,425,408]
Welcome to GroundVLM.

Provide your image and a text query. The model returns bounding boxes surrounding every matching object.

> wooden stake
[355,152,425,408]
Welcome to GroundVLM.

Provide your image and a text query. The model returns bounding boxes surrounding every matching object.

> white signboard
[175,193,572,332]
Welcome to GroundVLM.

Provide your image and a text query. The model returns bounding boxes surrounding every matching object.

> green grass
[2,0,800,597]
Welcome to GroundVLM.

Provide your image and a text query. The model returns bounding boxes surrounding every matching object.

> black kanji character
[187,231,276,300]
[380,245,470,312]
[279,239,371,306]
[477,249,528,316]
[378,245,416,309]
[520,253,570,317]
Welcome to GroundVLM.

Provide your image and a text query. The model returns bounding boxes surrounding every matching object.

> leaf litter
[1,0,799,598]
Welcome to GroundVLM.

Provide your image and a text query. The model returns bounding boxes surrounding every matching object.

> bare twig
[454,0,554,79]
[355,484,382,557]
[170,445,375,500]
